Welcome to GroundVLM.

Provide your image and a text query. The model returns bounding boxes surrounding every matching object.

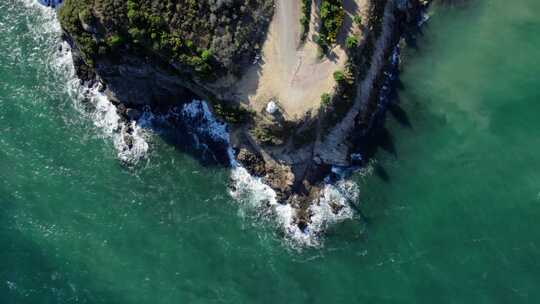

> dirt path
[234,0,366,119]
[316,0,398,165]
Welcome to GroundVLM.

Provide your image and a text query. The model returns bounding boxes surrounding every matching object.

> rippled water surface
[1,0,540,303]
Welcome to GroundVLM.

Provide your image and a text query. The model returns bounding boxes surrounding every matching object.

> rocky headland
[57,0,430,233]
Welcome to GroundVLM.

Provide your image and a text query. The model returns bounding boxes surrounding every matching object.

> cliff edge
[58,0,429,233]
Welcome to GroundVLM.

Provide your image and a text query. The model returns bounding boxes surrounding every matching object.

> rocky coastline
[56,0,431,234]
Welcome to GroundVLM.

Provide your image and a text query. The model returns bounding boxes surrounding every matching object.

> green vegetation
[317,0,345,48]
[58,1,97,65]
[353,15,362,26]
[252,123,289,146]
[106,34,124,48]
[300,0,313,43]
[346,35,359,49]
[252,126,277,145]
[320,93,332,108]
[320,0,390,135]
[212,103,254,125]
[368,0,387,37]
[59,0,273,77]
[333,70,346,82]
[124,0,213,74]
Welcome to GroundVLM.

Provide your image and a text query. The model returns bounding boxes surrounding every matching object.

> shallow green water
[2,0,540,303]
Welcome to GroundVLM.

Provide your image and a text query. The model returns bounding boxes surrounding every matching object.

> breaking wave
[182,101,358,248]
[77,84,151,164]
[26,0,359,247]
[22,0,150,164]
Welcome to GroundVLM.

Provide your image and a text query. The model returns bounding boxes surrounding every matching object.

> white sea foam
[418,11,431,27]
[21,0,58,19]
[229,167,359,247]
[86,85,150,164]
[59,56,150,164]
[6,281,17,291]
[181,101,359,247]
[182,100,230,142]
[24,0,150,164]
[26,0,359,247]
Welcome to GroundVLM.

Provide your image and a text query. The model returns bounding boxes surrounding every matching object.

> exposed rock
[116,103,127,118]
[236,148,266,177]
[263,161,295,202]
[96,56,198,107]
[126,108,141,121]
[68,45,94,83]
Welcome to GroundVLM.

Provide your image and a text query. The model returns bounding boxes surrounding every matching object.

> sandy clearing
[233,0,366,119]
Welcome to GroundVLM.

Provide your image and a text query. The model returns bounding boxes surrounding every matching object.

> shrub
[318,0,345,46]
[201,49,212,61]
[78,7,93,25]
[333,70,345,82]
[299,0,312,42]
[58,0,96,64]
[128,27,143,44]
[106,34,124,48]
[345,35,359,49]
[59,0,274,77]
[353,15,362,26]
[213,103,253,124]
[321,93,331,108]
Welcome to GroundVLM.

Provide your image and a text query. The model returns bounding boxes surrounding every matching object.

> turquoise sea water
[2,0,540,303]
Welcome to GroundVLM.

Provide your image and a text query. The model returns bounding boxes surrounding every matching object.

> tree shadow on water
[374,163,390,183]
[389,102,412,128]
[350,86,415,185]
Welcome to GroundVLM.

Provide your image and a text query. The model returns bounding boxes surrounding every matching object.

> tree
[346,36,359,49]
[106,34,123,48]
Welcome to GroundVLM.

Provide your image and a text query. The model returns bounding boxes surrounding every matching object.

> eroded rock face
[236,148,266,177]
[95,56,197,107]
[263,162,295,201]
